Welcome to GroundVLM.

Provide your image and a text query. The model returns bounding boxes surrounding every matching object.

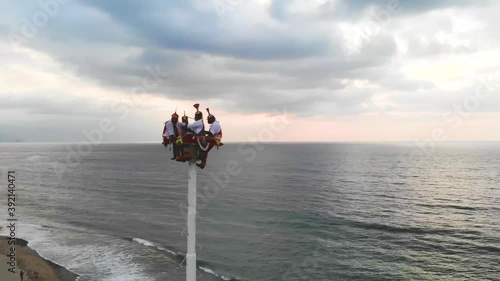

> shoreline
[0,236,78,281]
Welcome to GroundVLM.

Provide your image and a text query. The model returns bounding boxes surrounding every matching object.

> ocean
[0,143,499,281]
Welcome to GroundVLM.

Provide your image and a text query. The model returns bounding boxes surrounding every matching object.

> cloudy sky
[1,0,499,142]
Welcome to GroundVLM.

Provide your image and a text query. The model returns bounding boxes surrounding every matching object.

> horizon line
[1,141,500,144]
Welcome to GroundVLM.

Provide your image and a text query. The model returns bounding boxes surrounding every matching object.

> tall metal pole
[186,162,197,281]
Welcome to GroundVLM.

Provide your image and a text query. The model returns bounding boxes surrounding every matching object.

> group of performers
[162,104,223,169]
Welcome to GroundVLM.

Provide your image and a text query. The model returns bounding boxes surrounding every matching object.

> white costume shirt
[187,119,205,135]
[164,121,181,137]
[209,121,222,136]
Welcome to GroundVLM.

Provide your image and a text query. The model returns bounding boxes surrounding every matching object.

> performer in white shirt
[207,110,222,143]
[179,104,208,167]
[162,112,182,160]
[197,108,223,169]
[186,111,204,135]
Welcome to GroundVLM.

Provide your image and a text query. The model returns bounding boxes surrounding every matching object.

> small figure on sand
[35,271,39,279]
[20,270,24,281]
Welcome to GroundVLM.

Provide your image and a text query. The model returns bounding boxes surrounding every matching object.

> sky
[1,0,499,143]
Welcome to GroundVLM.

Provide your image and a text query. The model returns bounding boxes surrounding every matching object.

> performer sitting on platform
[186,104,205,136]
[179,104,209,168]
[197,108,223,169]
[162,112,182,160]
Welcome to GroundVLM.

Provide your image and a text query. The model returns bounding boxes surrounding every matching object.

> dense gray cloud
[77,0,331,59]
[317,0,492,20]
[1,0,499,142]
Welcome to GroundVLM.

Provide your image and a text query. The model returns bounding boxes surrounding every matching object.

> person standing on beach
[20,270,24,281]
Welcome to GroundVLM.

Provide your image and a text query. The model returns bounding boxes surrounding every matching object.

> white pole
[186,162,197,281]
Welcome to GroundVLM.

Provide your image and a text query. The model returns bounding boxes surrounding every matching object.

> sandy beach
[0,236,77,281]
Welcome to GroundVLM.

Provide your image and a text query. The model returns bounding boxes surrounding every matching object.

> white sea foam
[199,266,232,281]
[1,222,155,281]
[131,238,236,280]
[132,237,178,256]
[133,237,155,247]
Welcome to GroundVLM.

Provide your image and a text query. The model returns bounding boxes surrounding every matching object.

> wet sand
[0,236,78,281]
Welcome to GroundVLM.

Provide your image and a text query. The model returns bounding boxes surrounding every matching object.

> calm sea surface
[0,143,499,281]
